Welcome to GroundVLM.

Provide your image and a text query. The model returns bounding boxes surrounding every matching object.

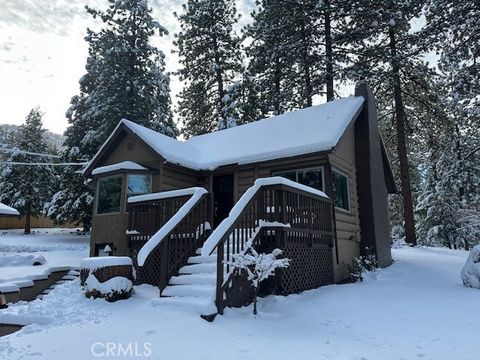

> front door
[213,174,234,228]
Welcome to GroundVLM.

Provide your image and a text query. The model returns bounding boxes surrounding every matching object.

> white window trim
[273,166,325,192]
[332,167,351,213]
[96,174,123,216]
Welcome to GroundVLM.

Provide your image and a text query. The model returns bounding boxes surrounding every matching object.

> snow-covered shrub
[461,245,480,289]
[391,224,405,244]
[347,251,377,282]
[228,248,289,315]
[80,256,134,301]
[84,274,133,302]
[80,256,133,285]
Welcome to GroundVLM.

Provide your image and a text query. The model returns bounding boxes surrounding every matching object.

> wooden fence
[0,215,78,230]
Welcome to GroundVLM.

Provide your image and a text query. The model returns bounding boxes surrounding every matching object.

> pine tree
[47,0,176,230]
[414,3,480,248]
[0,108,54,234]
[348,0,432,245]
[174,0,242,137]
[243,1,297,117]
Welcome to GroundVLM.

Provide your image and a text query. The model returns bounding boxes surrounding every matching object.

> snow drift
[461,245,480,289]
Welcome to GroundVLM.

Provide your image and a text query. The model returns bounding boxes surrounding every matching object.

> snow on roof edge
[84,96,365,175]
[92,161,148,176]
[0,203,20,216]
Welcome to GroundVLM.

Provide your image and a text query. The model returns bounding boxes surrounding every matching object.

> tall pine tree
[0,108,54,234]
[348,0,430,245]
[47,0,176,230]
[174,0,242,136]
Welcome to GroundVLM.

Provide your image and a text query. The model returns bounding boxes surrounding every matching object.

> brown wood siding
[329,125,362,281]
[161,165,199,191]
[90,212,129,256]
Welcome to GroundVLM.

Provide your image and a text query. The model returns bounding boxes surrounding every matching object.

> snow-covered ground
[0,245,478,360]
[0,228,89,282]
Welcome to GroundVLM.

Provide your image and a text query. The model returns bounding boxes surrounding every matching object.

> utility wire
[4,162,87,167]
[0,147,62,159]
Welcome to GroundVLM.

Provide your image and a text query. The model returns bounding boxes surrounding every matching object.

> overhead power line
[4,162,87,167]
[0,147,62,159]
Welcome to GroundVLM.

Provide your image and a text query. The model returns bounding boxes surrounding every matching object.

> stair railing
[201,177,333,314]
[127,187,210,290]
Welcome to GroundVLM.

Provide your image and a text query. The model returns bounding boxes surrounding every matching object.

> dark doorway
[213,174,234,228]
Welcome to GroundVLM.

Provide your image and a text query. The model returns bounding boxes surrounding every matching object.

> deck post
[216,244,224,314]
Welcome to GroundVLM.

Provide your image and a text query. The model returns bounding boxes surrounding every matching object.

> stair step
[152,296,217,315]
[162,284,216,298]
[179,262,216,275]
[170,273,216,285]
[187,255,216,264]
[62,275,78,280]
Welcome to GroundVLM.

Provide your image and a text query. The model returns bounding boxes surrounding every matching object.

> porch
[126,177,335,316]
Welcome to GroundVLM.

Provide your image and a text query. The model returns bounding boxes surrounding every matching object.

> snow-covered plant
[461,245,480,289]
[347,250,377,282]
[228,248,289,315]
[84,274,133,302]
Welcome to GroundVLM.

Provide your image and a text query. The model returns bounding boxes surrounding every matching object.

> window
[332,170,349,211]
[274,167,324,191]
[97,175,123,214]
[127,174,151,199]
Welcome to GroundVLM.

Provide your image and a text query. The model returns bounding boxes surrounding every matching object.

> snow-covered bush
[461,245,480,289]
[80,256,134,301]
[84,274,133,302]
[228,248,289,315]
[347,251,377,282]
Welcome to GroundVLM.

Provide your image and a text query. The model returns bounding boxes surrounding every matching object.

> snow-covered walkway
[1,246,478,360]
[0,228,88,283]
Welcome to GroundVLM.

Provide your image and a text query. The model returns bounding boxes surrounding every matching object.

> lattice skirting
[278,239,334,295]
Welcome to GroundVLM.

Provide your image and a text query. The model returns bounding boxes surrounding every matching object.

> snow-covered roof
[86,96,364,174]
[91,161,148,176]
[0,203,20,217]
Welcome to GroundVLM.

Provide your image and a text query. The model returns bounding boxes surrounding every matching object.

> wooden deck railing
[203,178,334,315]
[127,188,210,290]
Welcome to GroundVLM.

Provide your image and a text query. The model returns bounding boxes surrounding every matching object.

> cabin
[83,82,396,315]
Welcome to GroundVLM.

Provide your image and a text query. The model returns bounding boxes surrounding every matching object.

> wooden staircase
[158,247,217,315]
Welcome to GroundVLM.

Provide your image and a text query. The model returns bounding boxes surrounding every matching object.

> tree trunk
[24,202,31,235]
[253,287,258,315]
[388,28,417,246]
[324,0,334,101]
[299,17,313,107]
[212,35,225,120]
[274,57,281,115]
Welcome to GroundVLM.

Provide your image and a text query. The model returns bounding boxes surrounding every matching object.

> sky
[0,0,255,135]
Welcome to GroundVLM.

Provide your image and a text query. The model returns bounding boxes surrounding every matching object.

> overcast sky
[0,0,256,134]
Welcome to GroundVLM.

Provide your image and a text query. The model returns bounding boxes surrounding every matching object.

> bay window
[127,174,151,199]
[97,175,123,214]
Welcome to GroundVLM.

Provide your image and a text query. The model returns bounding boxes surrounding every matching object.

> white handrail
[136,187,208,266]
[201,176,328,256]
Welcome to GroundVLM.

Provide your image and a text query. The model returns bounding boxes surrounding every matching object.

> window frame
[273,166,325,192]
[96,174,124,216]
[331,168,351,213]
